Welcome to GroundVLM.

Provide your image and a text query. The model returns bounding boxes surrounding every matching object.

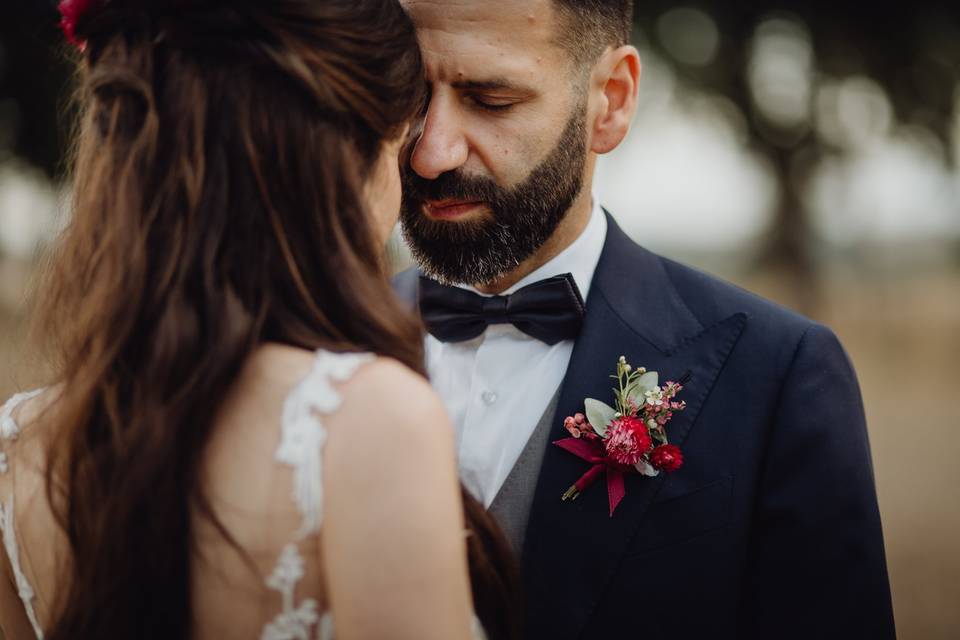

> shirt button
[481,390,498,406]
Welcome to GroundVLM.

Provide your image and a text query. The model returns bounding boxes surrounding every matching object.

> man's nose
[410,97,469,180]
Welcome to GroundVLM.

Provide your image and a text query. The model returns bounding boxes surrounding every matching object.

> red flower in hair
[58,0,103,49]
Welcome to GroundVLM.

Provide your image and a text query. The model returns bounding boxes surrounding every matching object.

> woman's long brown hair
[33,1,518,638]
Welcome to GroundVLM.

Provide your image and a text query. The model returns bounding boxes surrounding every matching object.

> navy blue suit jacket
[396,212,895,639]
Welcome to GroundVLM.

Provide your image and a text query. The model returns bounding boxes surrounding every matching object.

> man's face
[400,0,589,285]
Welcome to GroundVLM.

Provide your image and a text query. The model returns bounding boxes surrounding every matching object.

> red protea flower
[604,417,652,466]
[650,444,684,473]
[59,0,103,49]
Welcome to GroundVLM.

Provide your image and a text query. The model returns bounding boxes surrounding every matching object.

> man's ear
[589,45,641,155]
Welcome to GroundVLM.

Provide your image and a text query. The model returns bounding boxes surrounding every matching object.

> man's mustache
[402,168,505,204]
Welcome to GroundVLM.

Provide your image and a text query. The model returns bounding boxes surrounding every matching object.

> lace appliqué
[261,351,373,640]
[1,389,44,474]
[261,544,320,640]
[1,494,44,639]
[0,389,47,639]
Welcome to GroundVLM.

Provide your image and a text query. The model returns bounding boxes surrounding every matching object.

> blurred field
[2,258,958,638]
[748,268,960,640]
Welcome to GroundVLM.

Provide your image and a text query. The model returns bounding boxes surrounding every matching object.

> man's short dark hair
[552,0,634,66]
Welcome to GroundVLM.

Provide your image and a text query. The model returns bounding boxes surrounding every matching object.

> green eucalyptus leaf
[584,398,616,437]
[626,371,659,408]
[635,459,660,477]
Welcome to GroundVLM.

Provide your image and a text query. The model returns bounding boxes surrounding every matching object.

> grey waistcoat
[487,388,561,557]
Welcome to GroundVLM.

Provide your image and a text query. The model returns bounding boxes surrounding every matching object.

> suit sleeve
[742,323,896,639]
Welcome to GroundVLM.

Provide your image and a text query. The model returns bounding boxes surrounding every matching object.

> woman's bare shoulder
[321,354,458,530]
[319,358,473,639]
[204,347,451,509]
[332,356,452,446]
[222,345,447,436]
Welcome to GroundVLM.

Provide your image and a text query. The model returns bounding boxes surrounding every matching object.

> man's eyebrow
[449,78,535,93]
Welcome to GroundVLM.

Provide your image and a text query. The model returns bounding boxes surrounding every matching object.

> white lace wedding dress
[0,350,485,640]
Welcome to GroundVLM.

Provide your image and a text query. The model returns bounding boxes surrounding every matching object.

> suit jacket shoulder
[523,214,894,639]
[391,266,420,310]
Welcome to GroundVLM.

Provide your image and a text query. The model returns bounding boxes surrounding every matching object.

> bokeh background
[2,2,958,638]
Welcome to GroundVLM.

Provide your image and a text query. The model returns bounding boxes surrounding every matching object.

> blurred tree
[634,0,960,308]
[2,1,958,298]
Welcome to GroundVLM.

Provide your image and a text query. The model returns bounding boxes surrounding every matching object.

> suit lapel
[521,215,747,638]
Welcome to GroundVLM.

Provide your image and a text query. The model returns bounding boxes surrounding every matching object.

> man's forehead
[402,0,556,30]
[402,0,564,83]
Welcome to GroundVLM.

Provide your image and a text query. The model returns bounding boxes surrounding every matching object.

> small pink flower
[574,413,586,425]
[604,417,652,466]
[564,416,582,438]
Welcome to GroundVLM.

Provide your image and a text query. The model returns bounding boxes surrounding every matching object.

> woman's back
[192,345,336,638]
[0,0,517,637]
[1,346,478,639]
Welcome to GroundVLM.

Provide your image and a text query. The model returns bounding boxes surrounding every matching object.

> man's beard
[400,104,588,286]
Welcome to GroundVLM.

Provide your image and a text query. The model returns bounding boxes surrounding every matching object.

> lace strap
[1,389,44,441]
[274,350,374,538]
[262,350,373,640]
[0,389,45,476]
[1,493,44,639]
[0,389,47,638]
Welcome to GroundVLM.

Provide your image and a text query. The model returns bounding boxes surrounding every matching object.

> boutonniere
[553,356,687,516]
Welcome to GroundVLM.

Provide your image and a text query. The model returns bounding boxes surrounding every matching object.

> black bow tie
[418,273,586,345]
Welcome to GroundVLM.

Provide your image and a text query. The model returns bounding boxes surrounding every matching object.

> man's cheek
[476,123,547,182]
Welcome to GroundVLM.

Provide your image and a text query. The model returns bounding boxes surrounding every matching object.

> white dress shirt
[425,200,608,506]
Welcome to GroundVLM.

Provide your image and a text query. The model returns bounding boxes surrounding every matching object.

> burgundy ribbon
[554,437,629,517]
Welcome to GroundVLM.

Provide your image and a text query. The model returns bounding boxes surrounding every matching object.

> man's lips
[423,199,485,220]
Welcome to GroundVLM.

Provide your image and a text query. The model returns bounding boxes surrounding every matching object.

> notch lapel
[520,215,747,638]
